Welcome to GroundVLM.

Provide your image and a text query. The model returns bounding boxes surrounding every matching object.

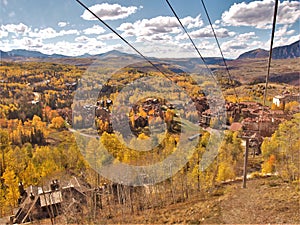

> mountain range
[1,40,299,62]
[0,49,68,59]
[237,40,299,59]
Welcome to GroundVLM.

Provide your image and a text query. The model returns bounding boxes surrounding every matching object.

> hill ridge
[237,40,299,60]
[1,40,299,61]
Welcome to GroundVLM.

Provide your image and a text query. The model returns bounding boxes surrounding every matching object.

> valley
[0,40,299,224]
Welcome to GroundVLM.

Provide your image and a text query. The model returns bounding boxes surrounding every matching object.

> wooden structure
[11,178,88,224]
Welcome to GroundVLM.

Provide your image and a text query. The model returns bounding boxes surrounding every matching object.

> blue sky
[0,0,299,58]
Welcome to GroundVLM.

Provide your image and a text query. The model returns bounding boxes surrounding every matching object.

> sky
[0,0,299,59]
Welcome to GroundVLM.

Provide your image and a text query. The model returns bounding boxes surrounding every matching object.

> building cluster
[200,99,294,154]
[73,90,297,154]
[239,102,288,137]
[81,96,293,134]
[272,92,300,107]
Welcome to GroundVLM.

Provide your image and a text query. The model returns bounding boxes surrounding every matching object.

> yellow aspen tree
[2,170,19,212]
[50,116,65,129]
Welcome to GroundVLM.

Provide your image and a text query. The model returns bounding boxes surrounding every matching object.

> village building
[272,93,300,107]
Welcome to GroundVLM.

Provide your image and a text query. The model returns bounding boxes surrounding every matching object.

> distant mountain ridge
[237,40,300,60]
[0,49,68,58]
[1,40,299,62]
[272,40,300,59]
[0,49,224,68]
[0,49,141,59]
[94,50,141,59]
[237,48,269,59]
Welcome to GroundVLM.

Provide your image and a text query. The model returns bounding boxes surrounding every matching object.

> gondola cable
[200,0,240,103]
[165,0,218,83]
[263,0,279,107]
[258,0,279,137]
[75,0,167,76]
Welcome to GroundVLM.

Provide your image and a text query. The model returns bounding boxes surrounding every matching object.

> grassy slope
[223,58,300,85]
[224,82,299,105]
[25,176,300,224]
[102,177,299,224]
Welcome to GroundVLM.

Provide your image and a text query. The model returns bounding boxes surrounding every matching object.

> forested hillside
[0,60,299,224]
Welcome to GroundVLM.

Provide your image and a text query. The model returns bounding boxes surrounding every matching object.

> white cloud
[179,15,203,29]
[222,0,300,29]
[176,26,235,41]
[59,29,79,36]
[286,35,300,45]
[275,25,295,38]
[75,36,90,43]
[238,32,258,40]
[175,33,188,41]
[1,23,79,40]
[40,40,107,56]
[75,36,98,43]
[220,32,262,58]
[117,22,135,36]
[273,25,298,47]
[0,29,8,38]
[83,25,105,35]
[1,23,30,35]
[138,42,184,58]
[136,33,173,43]
[222,40,248,51]
[118,16,180,38]
[29,27,57,39]
[11,37,43,49]
[41,41,86,56]
[58,22,68,27]
[133,40,221,58]
[2,0,8,6]
[117,15,203,41]
[81,3,139,21]
[192,27,234,38]
[22,38,43,48]
[277,1,300,24]
[28,27,79,39]
[97,33,118,41]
